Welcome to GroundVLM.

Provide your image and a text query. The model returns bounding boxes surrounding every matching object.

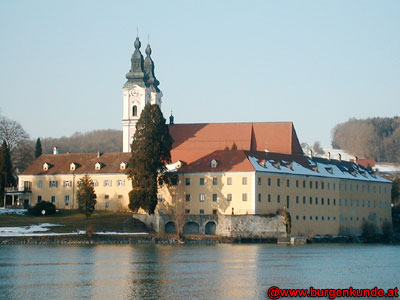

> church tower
[122,37,163,152]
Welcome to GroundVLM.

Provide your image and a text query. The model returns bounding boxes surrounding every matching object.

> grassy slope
[0,210,148,233]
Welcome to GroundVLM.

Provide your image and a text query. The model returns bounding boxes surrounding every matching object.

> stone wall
[133,214,287,238]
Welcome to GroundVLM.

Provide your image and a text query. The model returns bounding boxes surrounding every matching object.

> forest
[332,117,400,163]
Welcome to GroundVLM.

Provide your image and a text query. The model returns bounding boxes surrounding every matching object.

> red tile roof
[21,122,303,175]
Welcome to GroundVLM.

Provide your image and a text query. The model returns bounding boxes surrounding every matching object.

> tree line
[332,117,400,163]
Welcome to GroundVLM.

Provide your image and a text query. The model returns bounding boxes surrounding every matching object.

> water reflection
[0,244,399,300]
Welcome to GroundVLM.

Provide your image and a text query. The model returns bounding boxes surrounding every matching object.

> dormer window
[70,163,77,171]
[95,162,103,170]
[43,163,50,171]
[258,160,266,167]
[210,159,218,168]
[120,162,127,170]
[325,167,333,174]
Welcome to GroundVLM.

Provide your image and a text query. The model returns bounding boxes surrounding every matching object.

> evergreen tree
[77,175,97,219]
[127,104,173,214]
[0,140,16,197]
[35,138,42,158]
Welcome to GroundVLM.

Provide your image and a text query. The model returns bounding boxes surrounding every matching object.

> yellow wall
[19,174,132,212]
[255,173,392,236]
[18,171,392,237]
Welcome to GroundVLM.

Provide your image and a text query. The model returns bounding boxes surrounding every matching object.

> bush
[382,221,393,243]
[361,221,377,243]
[28,201,56,216]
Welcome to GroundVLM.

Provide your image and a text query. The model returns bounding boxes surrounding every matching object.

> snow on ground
[0,223,148,237]
[0,209,27,215]
[375,164,400,174]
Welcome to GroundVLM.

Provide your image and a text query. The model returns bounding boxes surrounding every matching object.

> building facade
[16,37,392,237]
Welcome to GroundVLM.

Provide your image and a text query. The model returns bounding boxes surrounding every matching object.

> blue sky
[0,0,399,148]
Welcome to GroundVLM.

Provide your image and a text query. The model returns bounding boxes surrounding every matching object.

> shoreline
[1,234,398,245]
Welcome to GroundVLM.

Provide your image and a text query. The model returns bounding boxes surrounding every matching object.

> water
[0,244,399,300]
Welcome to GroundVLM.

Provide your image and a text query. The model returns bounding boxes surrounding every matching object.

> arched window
[132,105,137,117]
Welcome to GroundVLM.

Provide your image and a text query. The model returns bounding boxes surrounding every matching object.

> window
[212,194,217,202]
[37,195,42,203]
[327,198,330,205]
[212,177,218,185]
[296,196,299,204]
[286,195,290,208]
[268,194,271,202]
[200,177,205,185]
[268,178,271,186]
[212,209,217,215]
[49,180,58,188]
[51,195,56,203]
[65,195,69,205]
[63,180,71,188]
[132,105,137,116]
[258,193,261,202]
[316,216,318,220]
[309,181,312,189]
[185,194,191,202]
[37,180,43,188]
[309,197,312,205]
[277,178,280,187]
[303,216,306,220]
[105,195,109,199]
[117,179,125,186]
[185,209,190,214]
[242,177,247,185]
[333,183,336,190]
[303,196,306,204]
[296,180,299,188]
[104,180,111,187]
[227,177,232,185]
[321,198,324,205]
[327,182,330,190]
[277,195,280,203]
[200,209,204,214]
[350,184,353,191]
[315,197,318,205]
[93,180,98,187]
[303,180,306,188]
[287,179,290,187]
[315,181,318,189]
[105,202,110,208]
[296,216,299,220]
[310,216,313,220]
[227,193,232,201]
[118,195,123,199]
[345,199,348,206]
[185,178,190,186]
[199,194,205,202]
[258,177,261,185]
[321,182,324,190]
[333,198,336,206]
[339,199,342,206]
[242,193,247,201]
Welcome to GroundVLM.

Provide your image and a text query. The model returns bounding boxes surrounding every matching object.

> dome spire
[123,36,145,88]
[143,42,160,92]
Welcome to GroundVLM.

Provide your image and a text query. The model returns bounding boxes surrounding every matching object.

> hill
[332,117,400,163]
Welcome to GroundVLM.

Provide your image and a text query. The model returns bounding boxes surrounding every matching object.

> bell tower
[122,36,163,152]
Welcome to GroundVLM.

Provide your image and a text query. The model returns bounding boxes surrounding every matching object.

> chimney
[338,153,342,161]
[355,156,359,165]
[53,147,58,155]
[327,152,331,160]
[97,151,101,158]
[308,149,313,158]
[169,110,174,125]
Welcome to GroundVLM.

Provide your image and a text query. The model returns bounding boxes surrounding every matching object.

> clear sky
[0,0,399,148]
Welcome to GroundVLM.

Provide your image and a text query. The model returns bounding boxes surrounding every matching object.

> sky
[0,0,399,148]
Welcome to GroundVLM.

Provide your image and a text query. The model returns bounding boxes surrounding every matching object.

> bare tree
[0,116,29,151]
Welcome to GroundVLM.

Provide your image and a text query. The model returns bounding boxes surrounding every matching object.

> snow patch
[0,209,27,215]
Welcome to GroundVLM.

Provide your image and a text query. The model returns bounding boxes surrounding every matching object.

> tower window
[132,105,138,117]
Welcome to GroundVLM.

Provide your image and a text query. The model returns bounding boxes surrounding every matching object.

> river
[0,244,399,300]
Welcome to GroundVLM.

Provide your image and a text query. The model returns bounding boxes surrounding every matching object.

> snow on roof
[249,156,391,183]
